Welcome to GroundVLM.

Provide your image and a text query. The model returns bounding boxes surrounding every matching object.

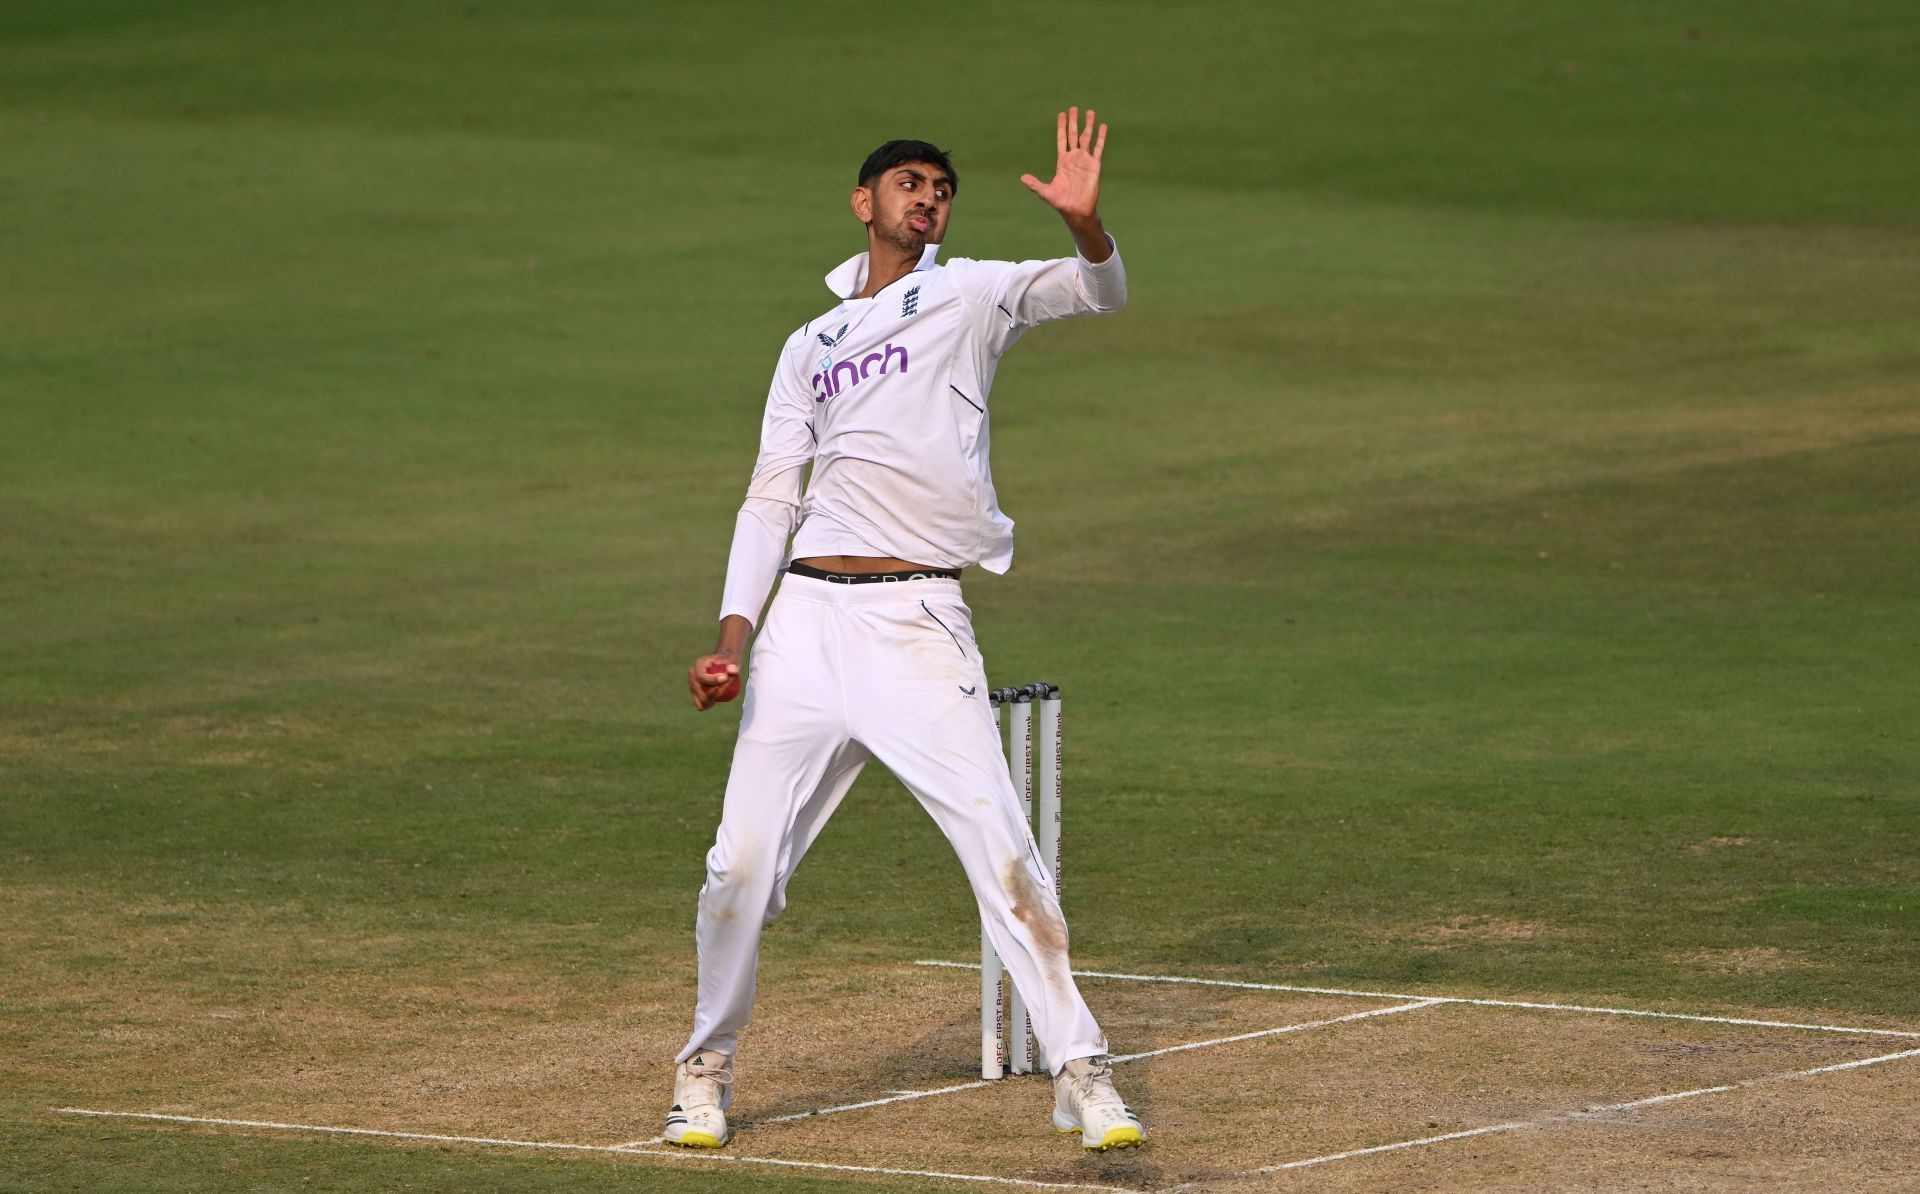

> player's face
[858,162,954,254]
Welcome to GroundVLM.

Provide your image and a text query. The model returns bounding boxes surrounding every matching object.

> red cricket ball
[704,663,741,702]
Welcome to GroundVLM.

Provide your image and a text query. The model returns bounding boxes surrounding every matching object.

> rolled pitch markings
[1236,1044,1920,1181]
[916,960,1920,1040]
[759,998,1441,1127]
[52,965,1920,1191]
[920,961,1920,1186]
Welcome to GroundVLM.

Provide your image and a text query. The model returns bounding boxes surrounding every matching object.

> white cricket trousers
[677,571,1107,1073]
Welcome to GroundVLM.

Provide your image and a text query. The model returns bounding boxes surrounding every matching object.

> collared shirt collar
[825,242,941,300]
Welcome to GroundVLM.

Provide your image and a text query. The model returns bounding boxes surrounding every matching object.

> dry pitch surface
[28,934,1920,1192]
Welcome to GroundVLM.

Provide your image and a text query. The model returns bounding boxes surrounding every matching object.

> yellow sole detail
[1088,1126,1145,1151]
[666,1132,726,1149]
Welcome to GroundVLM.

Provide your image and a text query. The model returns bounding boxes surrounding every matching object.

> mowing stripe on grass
[51,1109,1126,1192]
[914,961,1920,1039]
[1247,1046,1920,1177]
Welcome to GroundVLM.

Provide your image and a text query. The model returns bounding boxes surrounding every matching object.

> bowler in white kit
[670,109,1143,1152]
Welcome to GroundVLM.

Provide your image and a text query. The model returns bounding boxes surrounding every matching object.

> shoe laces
[679,1056,733,1109]
[1065,1060,1127,1112]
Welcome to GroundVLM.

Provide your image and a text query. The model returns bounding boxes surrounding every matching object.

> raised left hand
[1020,107,1106,222]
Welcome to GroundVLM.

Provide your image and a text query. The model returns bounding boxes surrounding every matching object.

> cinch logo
[812,342,908,402]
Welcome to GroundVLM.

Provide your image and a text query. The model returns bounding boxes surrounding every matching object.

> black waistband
[787,562,960,585]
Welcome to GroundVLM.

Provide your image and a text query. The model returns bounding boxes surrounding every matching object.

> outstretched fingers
[1035,106,1109,195]
[1050,106,1106,158]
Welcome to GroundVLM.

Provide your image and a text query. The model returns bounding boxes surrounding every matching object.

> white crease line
[1795,1046,1920,1077]
[52,1110,613,1154]
[619,1143,1130,1190]
[913,960,1920,1039]
[1109,999,1443,1064]
[53,1109,1126,1192]
[757,1079,994,1126]
[1428,997,1920,1040]
[758,999,1441,1128]
[916,958,1413,1002]
[611,1135,662,1148]
[1256,1045,1920,1174]
[1263,1122,1529,1173]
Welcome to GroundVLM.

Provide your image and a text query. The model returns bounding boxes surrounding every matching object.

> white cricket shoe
[664,1049,732,1148]
[1052,1057,1145,1150]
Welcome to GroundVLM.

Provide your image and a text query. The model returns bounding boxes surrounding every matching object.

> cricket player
[669,109,1142,1152]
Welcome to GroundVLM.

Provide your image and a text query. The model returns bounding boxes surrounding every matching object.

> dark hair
[857,139,958,193]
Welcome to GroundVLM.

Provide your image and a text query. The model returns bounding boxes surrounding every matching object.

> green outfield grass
[4,2,1917,1189]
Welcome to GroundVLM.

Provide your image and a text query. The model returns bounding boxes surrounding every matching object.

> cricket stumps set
[982,682,1062,1080]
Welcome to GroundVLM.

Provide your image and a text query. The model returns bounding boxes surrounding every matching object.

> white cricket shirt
[718,238,1126,626]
